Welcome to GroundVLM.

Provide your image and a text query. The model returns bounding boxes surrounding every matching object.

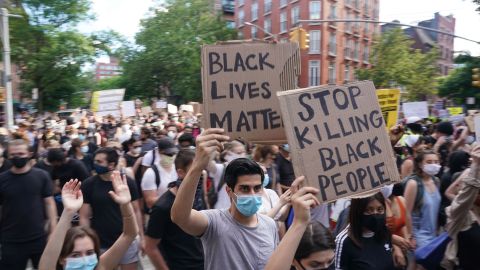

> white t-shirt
[259,189,280,219]
[141,165,178,198]
[210,163,231,209]
[141,149,161,167]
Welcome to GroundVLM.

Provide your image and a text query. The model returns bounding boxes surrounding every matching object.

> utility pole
[0,8,22,130]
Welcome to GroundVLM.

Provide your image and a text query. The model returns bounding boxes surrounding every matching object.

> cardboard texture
[201,42,300,144]
[277,81,400,202]
[187,102,203,114]
[90,89,125,116]
[376,89,400,129]
[402,101,429,119]
[465,110,480,132]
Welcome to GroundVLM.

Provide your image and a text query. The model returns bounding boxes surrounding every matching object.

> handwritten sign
[402,101,429,119]
[90,89,125,116]
[447,107,463,116]
[277,81,400,202]
[376,89,400,129]
[201,42,300,144]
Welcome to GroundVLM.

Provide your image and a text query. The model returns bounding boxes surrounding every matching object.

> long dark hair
[294,221,335,260]
[348,193,388,247]
[57,226,101,270]
[413,150,437,176]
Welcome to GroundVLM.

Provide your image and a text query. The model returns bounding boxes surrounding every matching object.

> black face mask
[361,213,386,233]
[10,157,29,168]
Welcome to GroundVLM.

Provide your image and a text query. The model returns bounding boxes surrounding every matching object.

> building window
[280,0,288,7]
[309,1,321,20]
[364,21,369,35]
[329,4,337,19]
[226,21,235,29]
[328,61,336,83]
[364,0,369,15]
[280,11,287,33]
[329,32,336,55]
[291,6,300,26]
[345,11,352,32]
[238,9,245,26]
[264,0,272,14]
[363,44,369,63]
[354,0,360,9]
[309,61,320,86]
[345,64,351,82]
[251,1,258,21]
[238,31,244,39]
[344,38,352,58]
[309,30,321,53]
[264,18,272,34]
[252,27,258,39]
[353,42,359,60]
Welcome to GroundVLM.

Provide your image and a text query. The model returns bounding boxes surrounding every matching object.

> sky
[79,0,480,62]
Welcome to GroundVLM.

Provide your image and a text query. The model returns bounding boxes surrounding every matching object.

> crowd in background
[0,107,478,270]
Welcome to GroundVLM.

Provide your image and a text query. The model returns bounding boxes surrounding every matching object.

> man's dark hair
[224,158,264,189]
[141,127,151,136]
[178,133,195,147]
[174,149,196,172]
[94,147,119,166]
[295,221,335,260]
[47,148,66,163]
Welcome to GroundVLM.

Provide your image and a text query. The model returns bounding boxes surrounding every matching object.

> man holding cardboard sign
[277,81,400,202]
[201,42,300,144]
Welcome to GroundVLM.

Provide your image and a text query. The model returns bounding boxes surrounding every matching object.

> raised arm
[264,181,320,270]
[39,179,83,270]
[99,171,139,270]
[171,129,229,236]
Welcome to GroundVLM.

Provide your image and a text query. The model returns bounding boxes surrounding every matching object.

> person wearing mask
[276,144,296,194]
[404,150,441,251]
[400,134,422,179]
[441,144,480,270]
[69,138,94,174]
[264,184,336,270]
[178,133,196,149]
[48,148,90,189]
[171,129,279,270]
[77,126,98,155]
[141,137,179,208]
[166,124,179,141]
[145,149,205,270]
[0,139,57,270]
[140,127,157,153]
[253,145,279,190]
[38,176,139,270]
[336,193,402,270]
[0,144,12,173]
[79,147,144,270]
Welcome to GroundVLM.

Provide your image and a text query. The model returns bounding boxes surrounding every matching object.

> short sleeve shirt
[200,209,279,270]
[141,165,177,198]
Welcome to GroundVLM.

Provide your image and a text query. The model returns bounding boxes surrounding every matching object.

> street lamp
[244,22,276,40]
[0,8,22,130]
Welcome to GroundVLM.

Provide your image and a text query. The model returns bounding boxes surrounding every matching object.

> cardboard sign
[141,106,152,115]
[168,104,178,114]
[121,101,136,117]
[402,101,429,119]
[90,89,125,116]
[201,42,300,144]
[277,81,400,202]
[376,89,400,129]
[447,107,463,116]
[156,100,168,109]
[188,102,203,114]
[180,104,194,112]
[475,115,480,142]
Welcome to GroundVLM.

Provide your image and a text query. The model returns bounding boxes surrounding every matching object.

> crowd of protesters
[0,107,478,270]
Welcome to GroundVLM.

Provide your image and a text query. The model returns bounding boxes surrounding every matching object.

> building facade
[214,0,236,28]
[235,0,379,87]
[95,56,123,81]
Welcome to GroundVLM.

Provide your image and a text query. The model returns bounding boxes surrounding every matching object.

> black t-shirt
[0,168,53,244]
[52,159,90,188]
[71,154,94,174]
[146,190,204,270]
[34,159,53,176]
[275,154,295,186]
[336,231,394,270]
[82,175,140,248]
[124,153,140,168]
[0,159,12,174]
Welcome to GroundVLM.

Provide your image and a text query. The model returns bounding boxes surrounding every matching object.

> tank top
[387,196,407,236]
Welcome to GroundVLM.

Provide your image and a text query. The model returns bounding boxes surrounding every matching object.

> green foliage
[438,55,480,103]
[357,28,439,101]
[123,0,237,103]
[96,76,126,91]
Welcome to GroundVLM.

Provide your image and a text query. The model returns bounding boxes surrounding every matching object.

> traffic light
[473,68,480,88]
[289,28,300,43]
[299,28,309,50]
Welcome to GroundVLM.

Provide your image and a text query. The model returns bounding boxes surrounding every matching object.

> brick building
[235,0,379,87]
[214,0,236,28]
[95,56,123,81]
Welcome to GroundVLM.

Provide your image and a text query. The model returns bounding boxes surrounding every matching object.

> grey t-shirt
[200,209,279,270]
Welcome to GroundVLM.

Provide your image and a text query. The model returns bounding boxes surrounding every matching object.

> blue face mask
[65,254,98,270]
[81,145,89,153]
[93,164,110,175]
[233,193,262,217]
[78,134,86,141]
[262,174,270,188]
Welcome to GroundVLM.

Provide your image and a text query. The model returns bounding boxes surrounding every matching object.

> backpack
[150,164,161,189]
[207,164,226,208]
[402,174,439,213]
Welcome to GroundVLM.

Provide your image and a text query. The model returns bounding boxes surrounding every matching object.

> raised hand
[62,179,83,212]
[291,184,320,224]
[194,128,229,169]
[108,171,131,205]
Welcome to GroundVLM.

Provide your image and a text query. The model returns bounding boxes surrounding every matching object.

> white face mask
[167,131,176,139]
[160,154,175,167]
[423,163,441,176]
[466,135,475,145]
[224,152,246,163]
[133,147,142,155]
[380,184,394,198]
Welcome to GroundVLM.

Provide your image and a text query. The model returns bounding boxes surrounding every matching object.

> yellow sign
[90,91,100,112]
[447,107,463,116]
[376,89,400,129]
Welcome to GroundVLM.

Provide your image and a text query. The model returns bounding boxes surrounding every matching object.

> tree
[7,1,118,111]
[357,28,439,101]
[438,54,480,104]
[123,0,237,103]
